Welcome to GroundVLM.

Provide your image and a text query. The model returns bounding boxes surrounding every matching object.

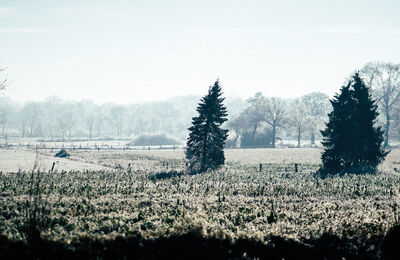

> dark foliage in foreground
[1,229,395,260]
[320,73,388,175]
[380,225,400,259]
[149,170,185,181]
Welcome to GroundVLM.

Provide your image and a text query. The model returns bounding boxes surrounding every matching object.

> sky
[1,0,400,104]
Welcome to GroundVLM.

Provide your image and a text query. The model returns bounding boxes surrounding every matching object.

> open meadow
[1,146,400,258]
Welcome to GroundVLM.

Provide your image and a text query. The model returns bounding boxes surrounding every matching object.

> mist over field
[1,0,400,259]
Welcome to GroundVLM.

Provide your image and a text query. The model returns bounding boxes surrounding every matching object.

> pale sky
[1,0,400,103]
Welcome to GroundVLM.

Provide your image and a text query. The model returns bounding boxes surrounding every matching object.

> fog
[0,90,387,148]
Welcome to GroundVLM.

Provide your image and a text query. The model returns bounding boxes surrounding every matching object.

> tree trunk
[21,123,25,138]
[201,132,208,171]
[233,135,239,148]
[97,120,102,137]
[251,123,258,146]
[272,124,276,148]
[310,131,315,145]
[50,126,54,141]
[384,107,390,147]
[297,127,301,148]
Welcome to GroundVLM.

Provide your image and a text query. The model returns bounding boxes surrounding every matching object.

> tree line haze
[0,62,400,148]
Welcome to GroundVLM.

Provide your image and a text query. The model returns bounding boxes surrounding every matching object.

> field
[1,146,400,258]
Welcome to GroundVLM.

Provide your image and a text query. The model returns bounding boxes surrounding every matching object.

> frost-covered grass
[1,153,400,253]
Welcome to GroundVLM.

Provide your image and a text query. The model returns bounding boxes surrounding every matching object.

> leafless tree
[79,100,96,141]
[111,105,125,137]
[361,62,400,147]
[265,97,287,148]
[0,65,6,91]
[288,99,311,147]
[0,65,7,136]
[1,105,10,137]
[63,111,76,139]
[245,92,268,141]
[301,92,330,144]
[227,115,249,148]
[95,106,104,138]
[56,114,68,140]
[86,114,95,141]
[21,102,41,137]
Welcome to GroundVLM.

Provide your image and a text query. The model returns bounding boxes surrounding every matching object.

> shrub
[128,134,180,146]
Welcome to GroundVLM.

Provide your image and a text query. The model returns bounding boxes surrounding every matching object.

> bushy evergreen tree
[320,73,389,174]
[186,80,229,172]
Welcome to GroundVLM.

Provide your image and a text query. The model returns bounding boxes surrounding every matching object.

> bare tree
[63,111,76,139]
[0,65,6,91]
[361,62,400,147]
[288,99,311,147]
[111,105,125,137]
[56,114,68,140]
[95,106,104,138]
[0,105,10,137]
[21,102,41,137]
[301,92,330,145]
[86,114,95,141]
[391,104,400,140]
[0,65,7,136]
[227,114,249,148]
[265,97,287,148]
[245,92,268,141]
[79,100,96,141]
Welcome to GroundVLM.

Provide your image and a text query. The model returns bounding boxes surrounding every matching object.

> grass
[1,149,400,258]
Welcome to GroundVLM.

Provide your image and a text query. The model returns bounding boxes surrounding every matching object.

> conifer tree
[320,73,389,174]
[186,80,228,172]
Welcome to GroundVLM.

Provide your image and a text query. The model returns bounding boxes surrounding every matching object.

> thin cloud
[240,48,281,54]
[53,5,113,17]
[0,27,50,33]
[0,7,16,17]
[221,28,299,37]
[305,26,370,35]
[304,27,400,38]
[56,58,88,66]
[133,79,184,86]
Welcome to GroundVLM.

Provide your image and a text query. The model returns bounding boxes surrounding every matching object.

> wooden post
[51,162,55,173]
[295,163,298,173]
[259,163,262,172]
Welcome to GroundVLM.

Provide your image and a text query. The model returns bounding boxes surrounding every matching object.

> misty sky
[1,0,400,103]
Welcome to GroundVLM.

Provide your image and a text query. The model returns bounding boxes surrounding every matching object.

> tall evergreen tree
[186,80,229,172]
[320,73,389,174]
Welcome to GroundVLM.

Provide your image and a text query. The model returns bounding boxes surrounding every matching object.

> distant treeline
[0,95,244,143]
[0,90,399,147]
[1,62,400,147]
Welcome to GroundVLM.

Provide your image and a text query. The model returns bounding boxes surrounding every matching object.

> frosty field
[2,146,400,174]
[1,147,400,258]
